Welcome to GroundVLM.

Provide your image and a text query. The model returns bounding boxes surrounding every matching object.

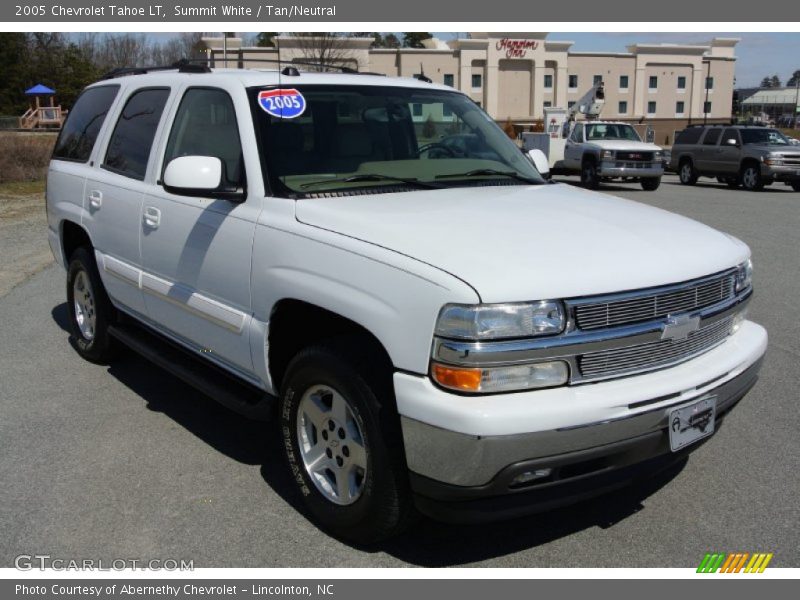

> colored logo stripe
[697,552,773,573]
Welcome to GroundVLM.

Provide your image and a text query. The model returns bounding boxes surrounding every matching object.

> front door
[139,87,258,377]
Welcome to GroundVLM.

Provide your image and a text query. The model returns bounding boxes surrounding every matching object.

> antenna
[413,62,432,83]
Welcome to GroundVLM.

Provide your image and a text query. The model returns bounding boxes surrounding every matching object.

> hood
[295,184,749,303]
[746,144,800,156]
[589,140,662,152]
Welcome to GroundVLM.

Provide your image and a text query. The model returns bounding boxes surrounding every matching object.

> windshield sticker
[258,89,306,119]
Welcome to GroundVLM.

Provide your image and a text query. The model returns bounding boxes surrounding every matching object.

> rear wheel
[741,164,764,191]
[66,247,117,363]
[280,341,414,544]
[581,159,600,190]
[641,177,661,191]
[679,160,698,185]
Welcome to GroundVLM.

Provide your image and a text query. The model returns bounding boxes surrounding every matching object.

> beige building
[202,33,738,142]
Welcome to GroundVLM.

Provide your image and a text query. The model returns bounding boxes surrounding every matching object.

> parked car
[670,125,800,191]
[47,66,767,543]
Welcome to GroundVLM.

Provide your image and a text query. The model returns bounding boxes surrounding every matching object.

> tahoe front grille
[616,151,654,161]
[578,316,734,380]
[574,272,735,330]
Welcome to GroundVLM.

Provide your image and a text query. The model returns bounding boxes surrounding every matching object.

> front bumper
[395,321,767,521]
[598,161,663,178]
[762,164,800,181]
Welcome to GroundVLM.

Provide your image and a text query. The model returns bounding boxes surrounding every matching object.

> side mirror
[725,138,739,147]
[163,156,245,201]
[527,148,551,179]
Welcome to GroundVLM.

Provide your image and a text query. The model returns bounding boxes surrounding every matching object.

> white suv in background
[47,65,766,543]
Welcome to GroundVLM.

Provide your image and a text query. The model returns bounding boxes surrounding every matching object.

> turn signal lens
[431,361,569,394]
[431,364,482,392]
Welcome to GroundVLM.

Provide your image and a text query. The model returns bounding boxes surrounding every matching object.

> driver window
[163,88,245,189]
[570,123,583,142]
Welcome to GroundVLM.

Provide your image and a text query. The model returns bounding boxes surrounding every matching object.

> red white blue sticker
[258,88,306,119]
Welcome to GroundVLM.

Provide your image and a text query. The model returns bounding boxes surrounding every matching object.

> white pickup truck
[47,66,766,543]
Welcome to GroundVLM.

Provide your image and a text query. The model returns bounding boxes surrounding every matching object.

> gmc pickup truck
[47,65,767,543]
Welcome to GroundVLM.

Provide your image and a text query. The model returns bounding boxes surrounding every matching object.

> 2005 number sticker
[258,89,306,119]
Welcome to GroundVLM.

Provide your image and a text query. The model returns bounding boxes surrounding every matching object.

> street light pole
[794,79,800,129]
[703,60,710,125]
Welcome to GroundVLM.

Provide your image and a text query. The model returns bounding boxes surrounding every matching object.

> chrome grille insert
[578,316,733,380]
[574,272,735,330]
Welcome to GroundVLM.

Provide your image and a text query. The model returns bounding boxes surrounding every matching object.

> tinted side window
[702,128,722,146]
[103,88,170,180]
[52,85,120,162]
[675,128,702,145]
[163,88,244,188]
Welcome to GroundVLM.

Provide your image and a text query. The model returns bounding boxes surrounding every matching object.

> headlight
[600,149,615,160]
[435,301,566,340]
[653,151,663,160]
[431,361,569,394]
[735,259,752,292]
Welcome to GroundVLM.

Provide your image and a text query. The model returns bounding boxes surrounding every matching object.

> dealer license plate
[669,395,717,452]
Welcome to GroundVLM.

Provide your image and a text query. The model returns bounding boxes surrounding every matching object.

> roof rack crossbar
[99,59,210,80]
[187,57,382,75]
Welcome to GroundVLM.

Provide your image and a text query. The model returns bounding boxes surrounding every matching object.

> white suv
[47,65,767,543]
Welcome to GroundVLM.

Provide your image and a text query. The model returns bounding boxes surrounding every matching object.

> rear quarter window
[52,85,120,162]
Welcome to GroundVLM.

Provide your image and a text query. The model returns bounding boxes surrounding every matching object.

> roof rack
[188,57,385,76]
[99,59,210,80]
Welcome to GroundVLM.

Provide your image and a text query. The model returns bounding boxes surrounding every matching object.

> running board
[108,323,276,421]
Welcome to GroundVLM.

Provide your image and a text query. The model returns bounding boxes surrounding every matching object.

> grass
[0,180,46,196]
[0,133,56,184]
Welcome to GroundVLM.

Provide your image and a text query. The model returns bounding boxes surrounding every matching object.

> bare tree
[289,33,357,71]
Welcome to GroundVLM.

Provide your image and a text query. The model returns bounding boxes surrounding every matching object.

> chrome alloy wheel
[296,384,368,505]
[680,162,693,183]
[742,166,759,189]
[72,270,96,341]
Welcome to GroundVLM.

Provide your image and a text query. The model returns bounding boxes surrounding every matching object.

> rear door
[697,127,722,172]
[83,87,172,316]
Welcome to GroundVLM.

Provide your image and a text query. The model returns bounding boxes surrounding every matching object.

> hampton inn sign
[496,38,540,58]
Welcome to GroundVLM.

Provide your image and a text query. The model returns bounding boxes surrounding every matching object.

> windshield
[248,84,544,196]
[740,128,791,146]
[585,123,642,142]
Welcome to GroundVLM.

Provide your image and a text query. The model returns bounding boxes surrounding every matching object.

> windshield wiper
[300,173,443,190]
[435,168,542,185]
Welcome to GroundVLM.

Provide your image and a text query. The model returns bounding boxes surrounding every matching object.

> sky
[140,32,799,88]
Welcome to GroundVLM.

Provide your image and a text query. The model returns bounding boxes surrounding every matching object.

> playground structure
[19,84,67,129]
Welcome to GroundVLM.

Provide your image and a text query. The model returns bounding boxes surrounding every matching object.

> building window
[569,74,578,89]
[593,74,602,85]
[544,74,553,89]
[677,76,687,91]
[471,74,482,89]
[443,105,453,117]
[568,101,576,109]
[704,101,712,114]
[543,100,552,108]
[706,76,714,90]
[412,103,423,117]
[676,101,685,115]
[648,76,658,91]
[619,75,629,90]
[618,101,628,114]
[647,101,657,115]
[443,74,454,87]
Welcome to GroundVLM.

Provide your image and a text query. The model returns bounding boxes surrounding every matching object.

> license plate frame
[669,395,717,452]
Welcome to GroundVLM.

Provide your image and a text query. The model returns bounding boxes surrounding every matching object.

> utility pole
[794,78,800,129]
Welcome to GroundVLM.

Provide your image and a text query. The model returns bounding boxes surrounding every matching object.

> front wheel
[280,342,414,544]
[581,160,600,190]
[66,247,117,363]
[641,177,661,191]
[679,160,698,185]
[741,164,764,191]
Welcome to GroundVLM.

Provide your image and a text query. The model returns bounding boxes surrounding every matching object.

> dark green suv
[670,125,800,191]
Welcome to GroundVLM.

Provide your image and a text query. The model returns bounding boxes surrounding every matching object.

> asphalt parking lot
[1,174,798,568]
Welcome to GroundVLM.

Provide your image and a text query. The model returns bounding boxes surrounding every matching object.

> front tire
[581,160,600,190]
[641,177,661,191]
[741,164,764,191]
[280,341,414,544]
[66,247,117,363]
[679,160,698,185]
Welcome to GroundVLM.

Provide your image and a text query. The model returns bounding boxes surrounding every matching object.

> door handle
[143,206,161,229]
[88,190,103,209]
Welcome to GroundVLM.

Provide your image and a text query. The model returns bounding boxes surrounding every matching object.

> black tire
[724,176,740,189]
[66,247,118,363]
[641,177,661,191]
[740,163,764,191]
[678,160,698,185]
[792,181,800,192]
[580,159,600,190]
[279,340,414,544]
